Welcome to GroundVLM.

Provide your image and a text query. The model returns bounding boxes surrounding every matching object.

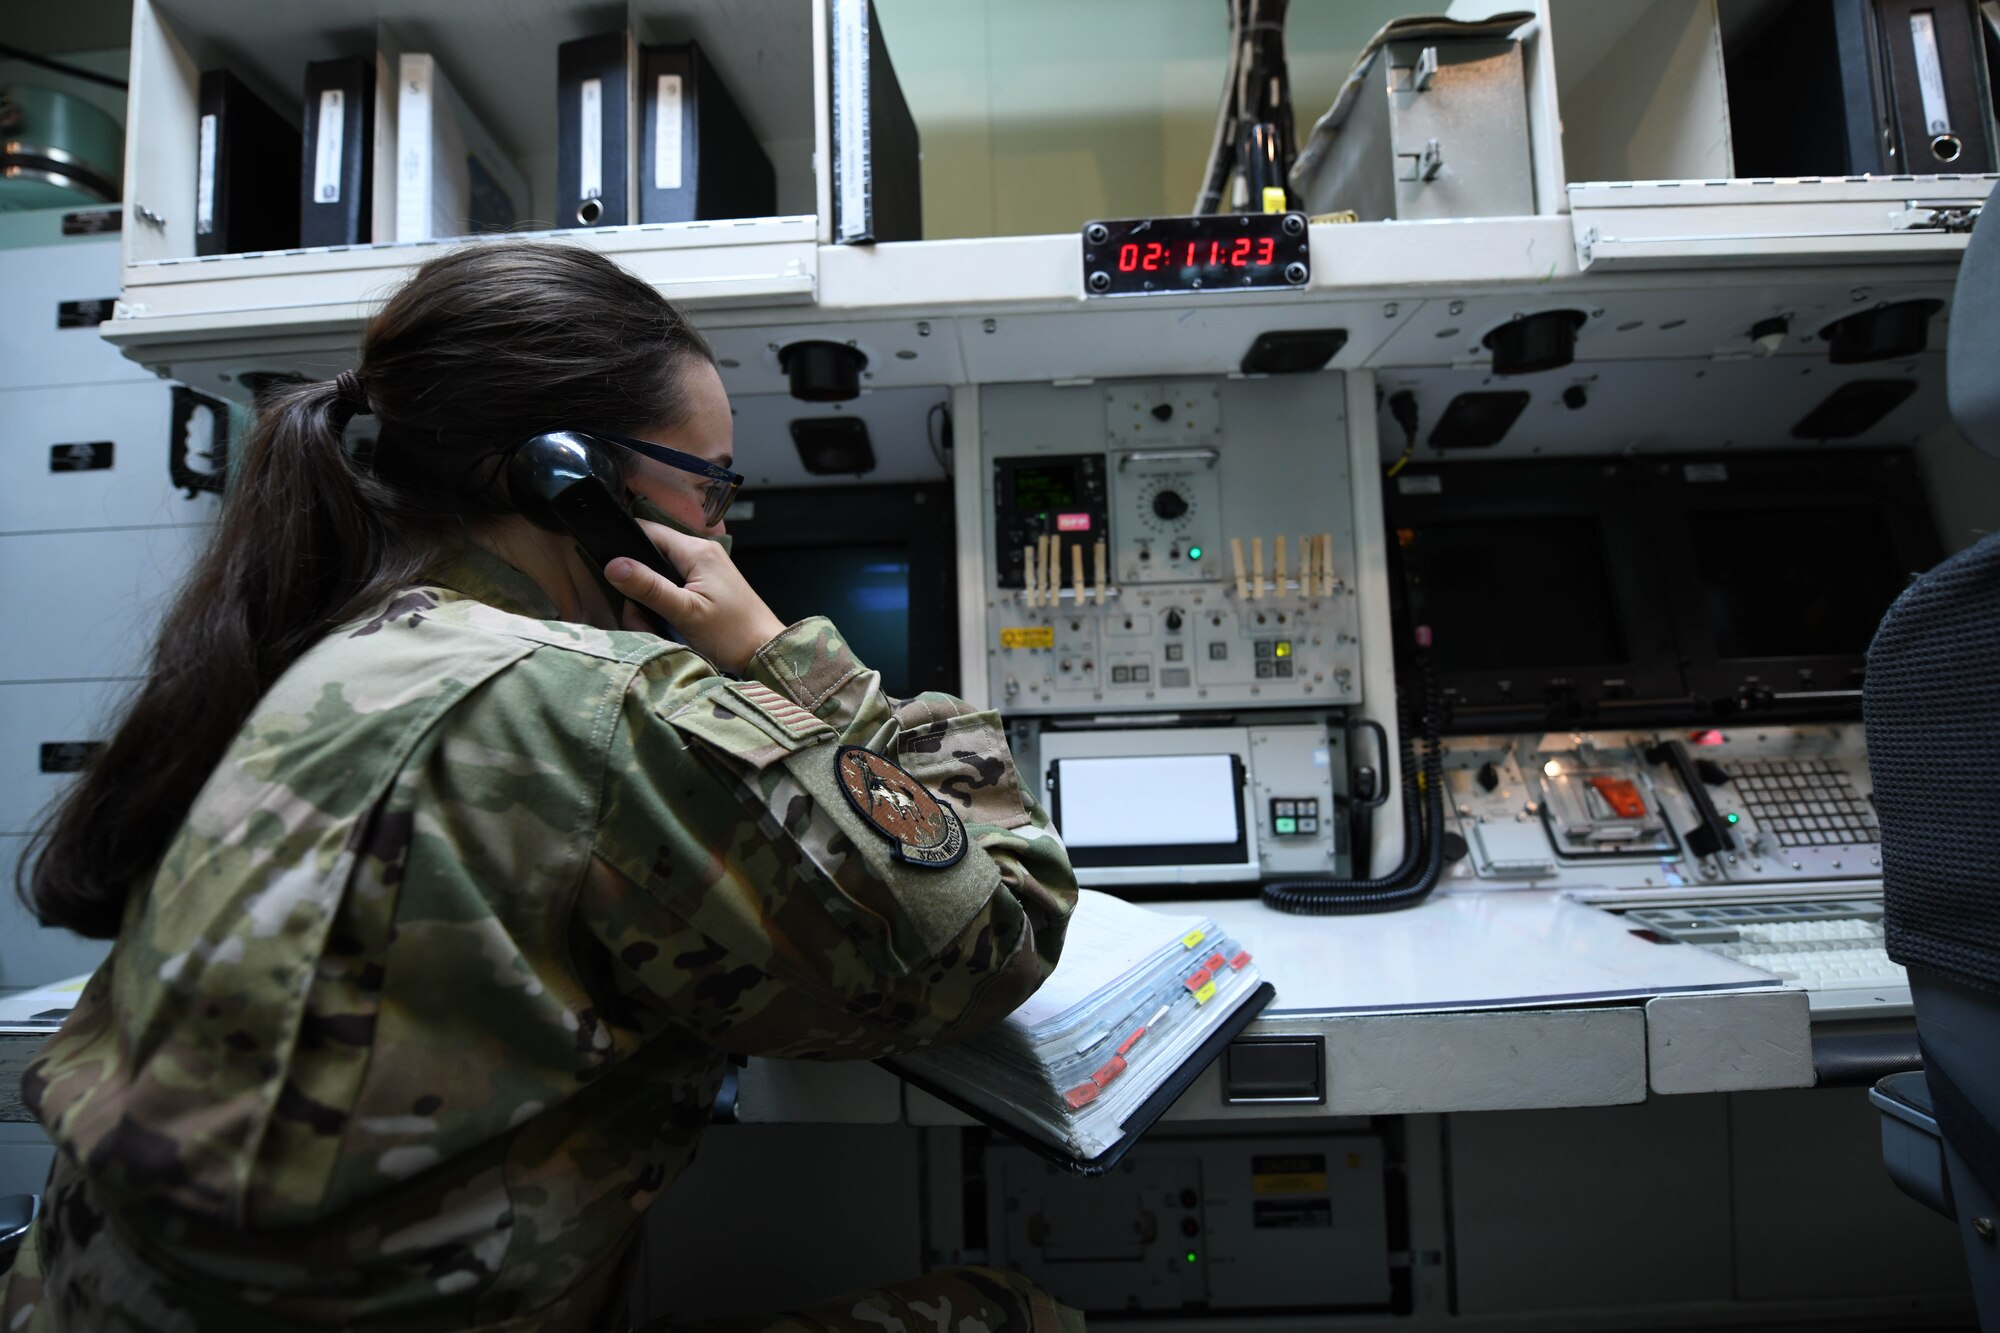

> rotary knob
[1152,489,1189,521]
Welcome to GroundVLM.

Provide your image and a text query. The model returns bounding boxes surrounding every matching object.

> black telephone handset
[506,431,683,638]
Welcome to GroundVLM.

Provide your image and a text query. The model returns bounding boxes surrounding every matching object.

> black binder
[299,57,374,247]
[557,32,637,229]
[637,42,776,225]
[884,983,1276,1176]
[828,0,921,243]
[1727,0,1997,176]
[195,69,300,256]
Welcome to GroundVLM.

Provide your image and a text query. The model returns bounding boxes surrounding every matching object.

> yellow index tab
[1181,929,1206,949]
[1194,981,1218,1004]
[1000,626,1054,650]
[1261,186,1288,214]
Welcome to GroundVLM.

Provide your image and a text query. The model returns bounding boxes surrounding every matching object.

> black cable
[0,44,129,91]
[1194,0,1248,214]
[1261,662,1446,914]
[925,401,951,473]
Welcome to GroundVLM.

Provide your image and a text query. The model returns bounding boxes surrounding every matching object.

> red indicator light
[1056,512,1091,533]
[1690,729,1726,746]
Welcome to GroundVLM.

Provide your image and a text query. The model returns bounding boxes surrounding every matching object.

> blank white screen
[1055,754,1241,848]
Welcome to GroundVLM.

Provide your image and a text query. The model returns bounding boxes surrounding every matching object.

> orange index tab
[1229,949,1252,970]
[1181,929,1206,949]
[1091,1055,1127,1087]
[1183,967,1214,993]
[1194,981,1218,1004]
[1204,951,1227,972]
[1064,1081,1100,1109]
[1116,1027,1146,1057]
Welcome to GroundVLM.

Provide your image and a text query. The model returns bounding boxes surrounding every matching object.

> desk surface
[1188,886,1783,1016]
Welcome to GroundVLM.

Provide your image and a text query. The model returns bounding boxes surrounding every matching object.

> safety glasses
[591,429,744,528]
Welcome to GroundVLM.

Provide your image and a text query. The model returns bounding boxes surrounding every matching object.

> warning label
[1000,626,1055,650]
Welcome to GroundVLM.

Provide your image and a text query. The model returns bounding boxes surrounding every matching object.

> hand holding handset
[505,431,683,638]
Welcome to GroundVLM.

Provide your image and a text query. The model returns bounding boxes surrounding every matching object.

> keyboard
[1621,898,1909,1014]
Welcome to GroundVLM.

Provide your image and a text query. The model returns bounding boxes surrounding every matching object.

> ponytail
[20,377,428,937]
[19,240,714,939]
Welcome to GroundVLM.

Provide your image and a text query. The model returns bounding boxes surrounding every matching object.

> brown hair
[23,242,714,938]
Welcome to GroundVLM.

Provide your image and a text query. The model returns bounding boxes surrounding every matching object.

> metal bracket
[1889,199,1983,232]
[1413,45,1440,92]
[1399,138,1445,183]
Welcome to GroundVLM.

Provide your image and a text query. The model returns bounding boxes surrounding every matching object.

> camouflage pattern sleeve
[587,617,1077,1061]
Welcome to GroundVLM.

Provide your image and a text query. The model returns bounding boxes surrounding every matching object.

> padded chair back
[1948,197,2000,459]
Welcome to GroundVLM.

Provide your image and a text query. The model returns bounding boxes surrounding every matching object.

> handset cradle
[505,431,683,638]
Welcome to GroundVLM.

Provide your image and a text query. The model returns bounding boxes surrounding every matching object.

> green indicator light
[1188,546,1203,560]
[1726,812,1739,824]
[1187,1252,1199,1264]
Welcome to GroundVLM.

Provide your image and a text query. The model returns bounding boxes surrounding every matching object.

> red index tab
[1184,967,1214,993]
[1064,1081,1100,1109]
[1229,950,1252,970]
[1589,776,1647,819]
[1204,951,1227,972]
[1091,1056,1128,1088]
[1116,1027,1146,1057]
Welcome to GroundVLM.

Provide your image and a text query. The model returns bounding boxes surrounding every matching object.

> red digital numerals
[1116,236,1279,274]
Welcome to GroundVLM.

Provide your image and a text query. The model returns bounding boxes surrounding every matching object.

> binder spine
[638,43,775,226]
[395,55,433,243]
[301,57,375,248]
[558,33,637,229]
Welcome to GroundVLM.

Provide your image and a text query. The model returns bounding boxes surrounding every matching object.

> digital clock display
[1082,213,1310,297]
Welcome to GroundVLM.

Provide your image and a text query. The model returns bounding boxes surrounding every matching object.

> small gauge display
[1083,213,1310,297]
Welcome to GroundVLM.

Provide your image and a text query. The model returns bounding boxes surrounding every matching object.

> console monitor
[726,483,960,697]
[1386,459,1686,726]
[1643,449,1942,712]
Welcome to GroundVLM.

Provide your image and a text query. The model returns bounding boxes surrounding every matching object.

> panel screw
[1088,271,1111,293]
[1282,213,1305,235]
[1975,1217,1995,1243]
[1284,262,1308,284]
[1086,223,1110,244]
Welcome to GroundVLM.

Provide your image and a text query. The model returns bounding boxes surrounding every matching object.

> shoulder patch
[725,681,837,746]
[834,745,968,869]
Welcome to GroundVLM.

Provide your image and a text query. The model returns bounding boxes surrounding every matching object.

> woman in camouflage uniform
[4,243,1083,1333]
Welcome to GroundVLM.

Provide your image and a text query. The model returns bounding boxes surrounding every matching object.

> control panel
[1010,718,1349,891]
[1441,722,1881,890]
[981,376,1361,715]
[984,1132,1391,1312]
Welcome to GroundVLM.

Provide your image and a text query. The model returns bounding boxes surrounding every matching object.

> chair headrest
[1947,194,2000,458]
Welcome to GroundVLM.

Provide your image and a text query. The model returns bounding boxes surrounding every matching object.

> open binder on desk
[883,890,1273,1175]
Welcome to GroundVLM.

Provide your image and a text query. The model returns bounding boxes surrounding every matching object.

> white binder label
[580,76,603,200]
[654,74,684,190]
[196,113,217,234]
[313,88,345,204]
[1909,11,1953,135]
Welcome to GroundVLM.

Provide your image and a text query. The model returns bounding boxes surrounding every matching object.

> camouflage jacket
[0,545,1076,1332]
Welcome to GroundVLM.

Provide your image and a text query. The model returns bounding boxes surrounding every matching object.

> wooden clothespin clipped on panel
[1275,535,1289,593]
[1071,541,1085,605]
[1319,533,1335,597]
[1093,540,1107,605]
[1230,537,1249,600]
[1251,537,1265,601]
[1023,543,1038,608]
